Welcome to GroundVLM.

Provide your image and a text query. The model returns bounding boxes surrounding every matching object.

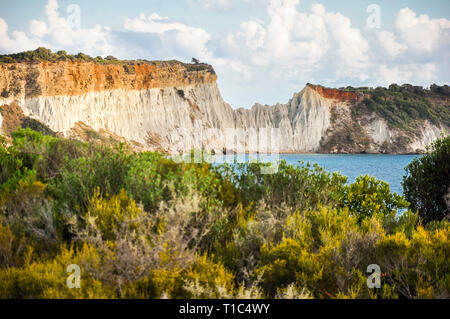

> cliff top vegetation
[0,47,215,74]
[340,83,450,132]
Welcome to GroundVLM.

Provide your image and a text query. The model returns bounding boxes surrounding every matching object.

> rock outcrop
[0,60,448,154]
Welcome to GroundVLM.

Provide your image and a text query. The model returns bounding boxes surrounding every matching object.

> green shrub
[0,128,449,299]
[20,118,56,137]
[217,160,347,211]
[256,205,449,299]
[403,135,450,223]
[339,175,410,222]
[124,254,235,299]
[0,245,116,299]
[0,181,58,256]
[49,144,132,213]
[376,226,450,298]
[85,188,143,241]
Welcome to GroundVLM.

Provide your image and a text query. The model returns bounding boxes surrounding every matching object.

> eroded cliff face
[235,85,334,152]
[0,61,447,153]
[0,60,217,97]
[0,61,236,152]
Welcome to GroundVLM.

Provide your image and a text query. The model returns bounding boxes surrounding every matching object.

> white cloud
[124,13,212,60]
[191,0,269,11]
[319,10,369,68]
[229,60,252,80]
[263,0,330,65]
[122,11,253,80]
[29,20,49,38]
[378,31,407,57]
[220,3,449,103]
[0,18,43,52]
[190,0,233,11]
[396,8,450,52]
[223,0,369,82]
[238,21,266,50]
[377,8,450,60]
[0,0,116,57]
[43,0,115,55]
[373,7,449,88]
[125,13,185,34]
[378,63,437,85]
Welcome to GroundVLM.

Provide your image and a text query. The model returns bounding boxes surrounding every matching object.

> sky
[0,0,449,108]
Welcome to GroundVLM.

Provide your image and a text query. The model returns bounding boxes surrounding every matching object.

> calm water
[212,154,421,195]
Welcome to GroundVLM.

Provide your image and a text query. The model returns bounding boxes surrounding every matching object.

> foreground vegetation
[0,129,449,299]
[403,135,450,224]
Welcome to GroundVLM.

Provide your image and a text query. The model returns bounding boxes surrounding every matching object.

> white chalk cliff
[0,60,447,154]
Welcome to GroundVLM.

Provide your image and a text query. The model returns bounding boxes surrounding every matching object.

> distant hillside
[317,84,450,153]
[343,84,450,132]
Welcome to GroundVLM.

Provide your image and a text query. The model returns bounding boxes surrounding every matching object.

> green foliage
[0,130,40,193]
[0,245,116,299]
[376,227,450,298]
[256,206,449,299]
[0,47,216,74]
[217,160,347,211]
[0,128,448,299]
[347,85,450,132]
[430,84,450,96]
[255,206,377,298]
[124,152,180,212]
[403,135,450,224]
[20,118,56,137]
[0,223,32,268]
[339,175,410,222]
[49,143,133,213]
[124,254,235,299]
[0,180,58,255]
[86,188,144,241]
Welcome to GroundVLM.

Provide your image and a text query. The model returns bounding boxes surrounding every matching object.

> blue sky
[1,0,449,108]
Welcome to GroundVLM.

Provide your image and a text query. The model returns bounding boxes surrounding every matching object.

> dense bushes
[403,136,450,224]
[339,175,409,222]
[0,245,116,299]
[0,47,120,65]
[0,129,449,299]
[255,207,449,299]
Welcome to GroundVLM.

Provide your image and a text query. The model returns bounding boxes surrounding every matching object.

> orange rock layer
[0,61,217,98]
[0,102,25,134]
[307,84,359,102]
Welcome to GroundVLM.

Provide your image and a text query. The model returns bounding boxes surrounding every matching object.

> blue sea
[211,154,421,195]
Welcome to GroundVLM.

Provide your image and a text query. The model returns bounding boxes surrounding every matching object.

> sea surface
[211,154,422,195]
